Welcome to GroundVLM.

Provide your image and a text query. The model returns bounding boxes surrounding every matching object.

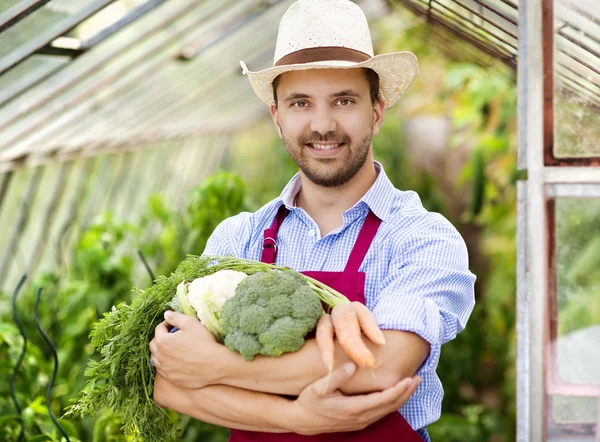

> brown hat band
[274,47,372,67]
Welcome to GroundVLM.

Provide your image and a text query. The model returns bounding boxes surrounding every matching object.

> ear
[372,98,385,137]
[270,104,283,139]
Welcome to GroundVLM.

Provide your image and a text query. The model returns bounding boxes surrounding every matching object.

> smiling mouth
[307,143,345,150]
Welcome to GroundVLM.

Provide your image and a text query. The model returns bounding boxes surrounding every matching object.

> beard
[281,127,373,188]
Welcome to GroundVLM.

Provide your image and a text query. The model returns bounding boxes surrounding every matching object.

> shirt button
[308,230,315,237]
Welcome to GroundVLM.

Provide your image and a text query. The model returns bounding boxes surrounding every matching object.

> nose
[310,106,337,136]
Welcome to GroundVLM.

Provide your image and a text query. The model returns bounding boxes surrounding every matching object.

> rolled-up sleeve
[372,215,476,373]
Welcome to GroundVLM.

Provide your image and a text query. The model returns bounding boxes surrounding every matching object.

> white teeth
[311,143,341,150]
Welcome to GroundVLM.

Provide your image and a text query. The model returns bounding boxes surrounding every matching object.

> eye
[292,101,308,108]
[336,98,353,106]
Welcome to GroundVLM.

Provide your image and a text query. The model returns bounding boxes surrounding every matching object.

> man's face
[270,68,384,188]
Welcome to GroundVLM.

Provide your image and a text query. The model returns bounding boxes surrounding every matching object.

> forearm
[154,374,295,432]
[219,330,429,396]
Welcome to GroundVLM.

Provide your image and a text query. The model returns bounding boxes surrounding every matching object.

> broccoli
[220,270,323,360]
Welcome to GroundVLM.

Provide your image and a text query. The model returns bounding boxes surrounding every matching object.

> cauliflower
[220,270,323,360]
[186,269,248,324]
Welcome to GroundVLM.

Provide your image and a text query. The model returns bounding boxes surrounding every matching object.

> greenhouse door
[517,0,600,441]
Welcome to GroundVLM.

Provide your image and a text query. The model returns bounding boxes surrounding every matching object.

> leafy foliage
[0,171,244,441]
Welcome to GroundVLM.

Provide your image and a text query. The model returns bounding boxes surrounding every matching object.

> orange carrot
[353,302,386,346]
[316,314,335,372]
[332,303,377,368]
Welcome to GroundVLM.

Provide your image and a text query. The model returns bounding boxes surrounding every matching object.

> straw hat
[240,0,419,109]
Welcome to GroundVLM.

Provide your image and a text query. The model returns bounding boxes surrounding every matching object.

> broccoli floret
[220,270,323,360]
[238,305,272,334]
[224,332,262,361]
[259,317,307,357]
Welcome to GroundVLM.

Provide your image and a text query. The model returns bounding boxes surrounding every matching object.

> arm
[372,216,476,377]
[153,373,293,432]
[156,310,428,396]
[154,361,422,435]
[218,329,429,396]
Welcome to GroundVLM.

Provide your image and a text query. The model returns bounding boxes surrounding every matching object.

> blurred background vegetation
[1,4,599,442]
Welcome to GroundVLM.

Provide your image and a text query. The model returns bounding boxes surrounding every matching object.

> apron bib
[229,206,423,442]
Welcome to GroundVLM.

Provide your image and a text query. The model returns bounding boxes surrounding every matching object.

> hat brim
[240,51,418,109]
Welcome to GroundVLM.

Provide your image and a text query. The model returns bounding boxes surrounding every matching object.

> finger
[353,302,386,346]
[390,376,421,410]
[350,376,417,413]
[149,338,157,356]
[332,305,376,368]
[311,362,357,396]
[316,314,335,372]
[154,320,170,338]
[164,310,195,330]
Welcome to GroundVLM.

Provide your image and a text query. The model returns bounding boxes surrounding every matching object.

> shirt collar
[277,161,395,222]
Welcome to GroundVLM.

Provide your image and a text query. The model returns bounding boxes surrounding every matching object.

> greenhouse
[0,0,599,441]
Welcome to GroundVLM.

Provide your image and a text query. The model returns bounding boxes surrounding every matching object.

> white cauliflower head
[186,270,248,324]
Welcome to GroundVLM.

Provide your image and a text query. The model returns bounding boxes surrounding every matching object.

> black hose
[34,287,70,442]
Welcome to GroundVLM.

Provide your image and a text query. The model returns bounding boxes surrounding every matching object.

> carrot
[353,302,386,346]
[316,313,335,372]
[332,303,378,368]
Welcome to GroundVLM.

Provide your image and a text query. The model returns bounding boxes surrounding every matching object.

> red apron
[229,206,423,442]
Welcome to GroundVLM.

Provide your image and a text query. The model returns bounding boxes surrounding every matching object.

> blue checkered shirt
[203,162,476,435]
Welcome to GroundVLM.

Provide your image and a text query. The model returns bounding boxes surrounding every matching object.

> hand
[291,362,420,435]
[149,311,227,389]
[316,302,386,370]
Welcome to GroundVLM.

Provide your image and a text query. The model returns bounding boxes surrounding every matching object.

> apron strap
[261,205,381,271]
[261,205,290,264]
[344,211,382,273]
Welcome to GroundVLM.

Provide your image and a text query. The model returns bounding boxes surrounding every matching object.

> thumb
[164,310,195,330]
[313,362,356,396]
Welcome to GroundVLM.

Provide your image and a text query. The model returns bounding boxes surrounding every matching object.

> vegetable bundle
[67,255,350,441]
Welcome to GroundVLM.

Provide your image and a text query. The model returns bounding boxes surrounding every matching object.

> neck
[296,154,377,234]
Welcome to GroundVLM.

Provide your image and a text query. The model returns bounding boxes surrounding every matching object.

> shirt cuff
[373,296,443,373]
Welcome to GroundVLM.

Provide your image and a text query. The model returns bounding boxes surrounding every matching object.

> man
[150,0,476,440]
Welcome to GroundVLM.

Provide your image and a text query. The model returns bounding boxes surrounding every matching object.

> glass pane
[547,197,600,440]
[0,2,70,59]
[0,55,69,106]
[0,0,20,15]
[0,0,282,160]
[553,0,600,158]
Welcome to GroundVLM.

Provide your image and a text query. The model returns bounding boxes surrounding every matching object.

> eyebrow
[283,93,310,103]
[283,89,362,103]
[332,89,361,98]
